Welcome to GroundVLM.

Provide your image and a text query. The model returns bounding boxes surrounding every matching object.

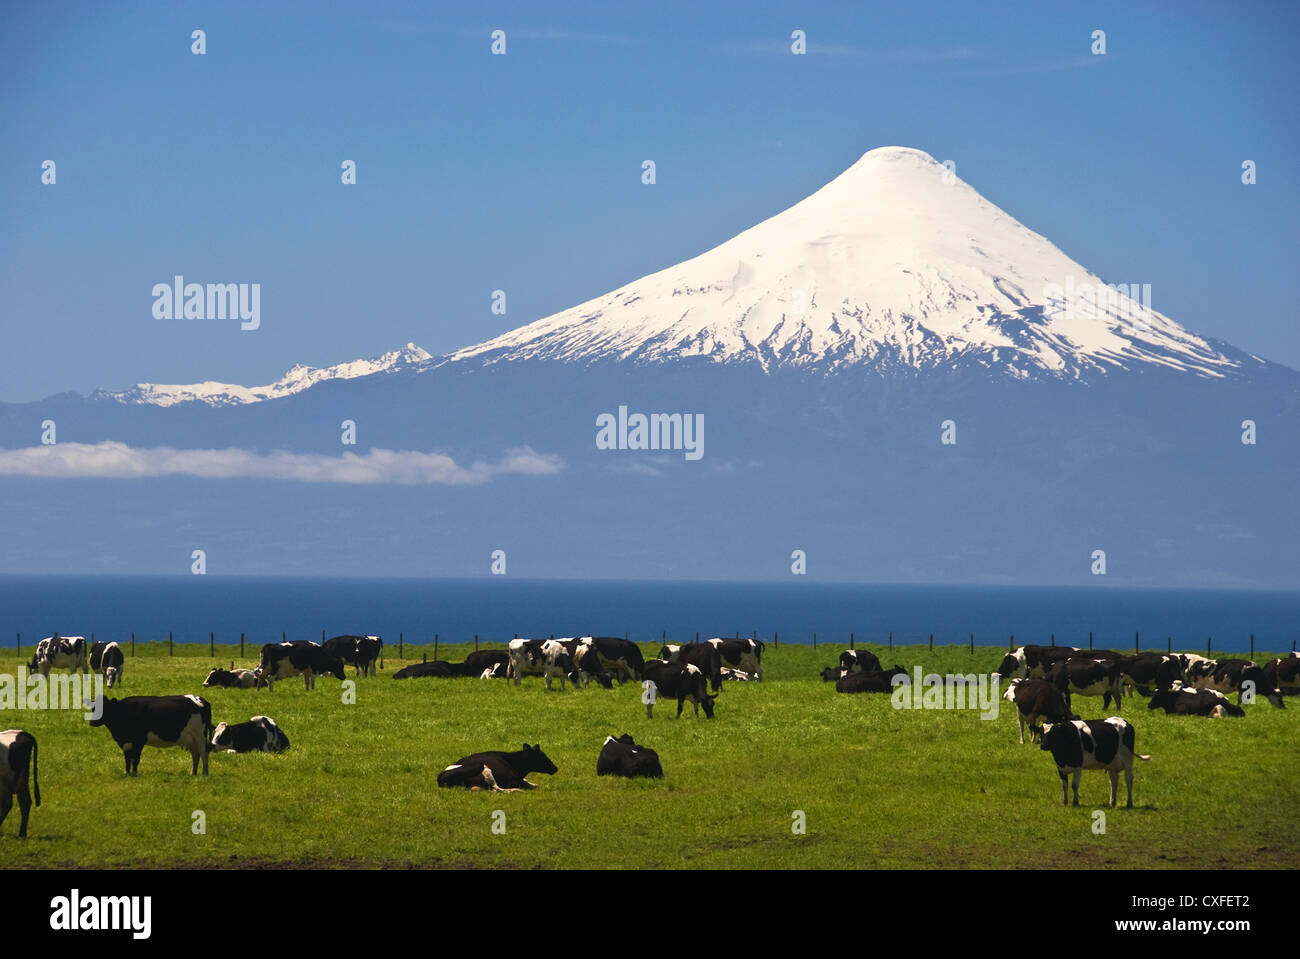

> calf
[835,666,908,694]
[210,716,290,753]
[203,666,259,689]
[437,744,558,791]
[1148,686,1245,718]
[706,637,763,680]
[1191,658,1285,709]
[660,643,722,692]
[838,649,882,673]
[596,734,663,779]
[0,730,40,838]
[255,641,346,691]
[1002,678,1074,745]
[585,636,646,683]
[1049,658,1123,711]
[29,634,88,677]
[1039,717,1151,808]
[87,695,212,776]
[642,660,716,719]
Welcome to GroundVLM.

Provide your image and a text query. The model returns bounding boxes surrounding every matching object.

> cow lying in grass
[437,744,558,791]
[834,666,908,694]
[203,665,259,688]
[597,734,663,779]
[210,716,290,753]
[1147,685,1245,718]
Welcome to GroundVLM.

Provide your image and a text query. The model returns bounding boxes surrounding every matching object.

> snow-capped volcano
[95,342,433,407]
[450,147,1247,379]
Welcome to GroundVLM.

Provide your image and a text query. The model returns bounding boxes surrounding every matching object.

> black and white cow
[993,644,1078,680]
[322,635,384,677]
[1147,685,1245,718]
[436,744,558,791]
[642,660,716,719]
[1118,653,1185,697]
[821,666,848,682]
[0,729,40,838]
[596,734,663,779]
[1048,658,1123,711]
[202,666,259,688]
[1264,653,1300,696]
[1039,717,1151,808]
[99,642,123,688]
[720,667,755,682]
[659,643,722,692]
[706,638,763,681]
[835,666,908,694]
[87,695,212,776]
[392,660,469,679]
[838,649,882,674]
[584,637,646,683]
[254,641,346,691]
[210,716,290,753]
[29,634,88,677]
[1002,678,1075,745]
[464,649,510,677]
[571,640,614,688]
[1191,658,1285,708]
[507,639,579,690]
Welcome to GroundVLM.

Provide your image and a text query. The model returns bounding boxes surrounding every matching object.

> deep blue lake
[0,576,1295,655]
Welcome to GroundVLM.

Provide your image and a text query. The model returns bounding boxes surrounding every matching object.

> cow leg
[1124,765,1134,808]
[1017,714,1026,745]
[1108,769,1119,807]
[1071,770,1081,806]
[1058,771,1069,805]
[676,696,686,719]
[0,790,11,833]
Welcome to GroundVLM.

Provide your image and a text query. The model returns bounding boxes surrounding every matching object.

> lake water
[0,575,1295,655]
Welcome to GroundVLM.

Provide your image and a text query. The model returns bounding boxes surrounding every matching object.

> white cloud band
[0,442,563,485]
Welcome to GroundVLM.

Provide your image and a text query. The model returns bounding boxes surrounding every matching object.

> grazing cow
[1191,658,1285,709]
[0,730,40,838]
[507,639,579,690]
[1002,678,1074,745]
[1180,654,1219,686]
[436,744,558,791]
[994,644,1078,680]
[89,641,124,687]
[597,734,664,779]
[1049,658,1123,711]
[29,634,88,677]
[202,666,259,689]
[392,660,471,679]
[1264,654,1300,696]
[660,643,723,692]
[464,650,510,676]
[706,638,764,680]
[1039,717,1151,808]
[835,666,908,694]
[642,660,716,719]
[1118,653,1186,696]
[571,641,614,688]
[585,636,646,683]
[87,695,212,776]
[1148,686,1245,718]
[254,641,346,691]
[838,649,882,674]
[210,716,290,753]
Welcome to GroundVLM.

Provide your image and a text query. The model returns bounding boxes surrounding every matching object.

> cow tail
[31,737,40,807]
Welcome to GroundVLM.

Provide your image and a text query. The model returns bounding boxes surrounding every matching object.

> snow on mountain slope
[449,147,1243,379]
[95,343,433,407]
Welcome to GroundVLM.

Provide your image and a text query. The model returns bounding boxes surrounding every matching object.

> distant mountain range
[2,148,1296,586]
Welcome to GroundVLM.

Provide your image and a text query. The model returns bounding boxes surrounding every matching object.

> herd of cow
[820,642,1298,808]
[3,632,1296,838]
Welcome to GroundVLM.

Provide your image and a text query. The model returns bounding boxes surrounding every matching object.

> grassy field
[1,641,1295,869]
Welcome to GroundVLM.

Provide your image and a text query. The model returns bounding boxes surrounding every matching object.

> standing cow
[0,730,40,838]
[30,635,88,677]
[1039,717,1151,808]
[88,695,213,776]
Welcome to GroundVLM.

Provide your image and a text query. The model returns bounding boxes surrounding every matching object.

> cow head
[86,696,114,726]
[324,656,347,681]
[995,648,1026,680]
[210,722,232,750]
[521,744,558,776]
[1147,689,1175,711]
[821,666,845,682]
[658,644,680,661]
[698,692,717,719]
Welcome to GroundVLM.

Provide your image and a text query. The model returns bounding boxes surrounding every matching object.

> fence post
[929,633,933,652]
[132,632,135,656]
[14,632,18,659]
[434,634,439,661]
[422,652,427,663]
[1250,634,1254,657]
[970,633,974,655]
[169,631,173,656]
[813,632,817,648]
[1089,631,1093,650]
[850,633,854,650]
[889,631,892,651]
[695,631,699,644]
[1009,634,1014,650]
[210,632,214,657]
[1135,631,1140,653]
[282,631,286,643]
[1050,633,1054,647]
[1167,636,1171,653]
[399,632,403,659]
[774,631,778,648]
[1207,636,1212,655]
[476,634,480,652]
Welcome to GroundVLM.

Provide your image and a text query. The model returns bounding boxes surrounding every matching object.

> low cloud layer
[0,442,563,485]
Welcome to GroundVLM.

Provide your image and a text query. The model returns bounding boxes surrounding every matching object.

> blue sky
[2,0,1297,402]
